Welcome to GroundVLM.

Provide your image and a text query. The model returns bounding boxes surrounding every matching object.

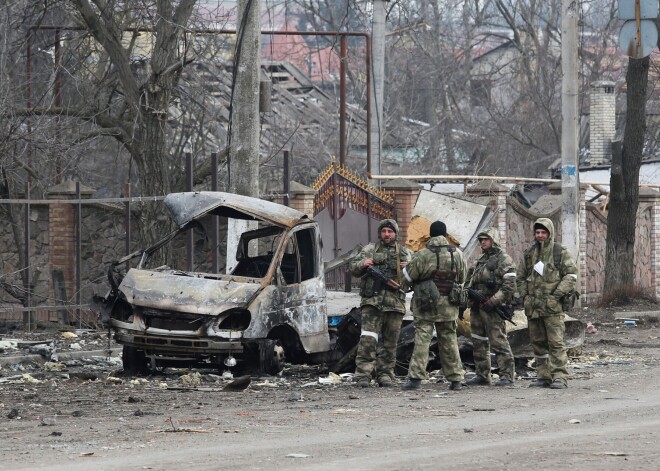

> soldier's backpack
[428,245,468,308]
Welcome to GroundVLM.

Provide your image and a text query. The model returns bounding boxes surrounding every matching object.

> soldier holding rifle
[350,219,412,388]
[465,228,517,386]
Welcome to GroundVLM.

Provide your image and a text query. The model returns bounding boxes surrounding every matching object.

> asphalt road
[1,324,659,471]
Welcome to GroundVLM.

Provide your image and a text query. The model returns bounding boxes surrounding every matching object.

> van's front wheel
[259,339,284,375]
[122,345,147,375]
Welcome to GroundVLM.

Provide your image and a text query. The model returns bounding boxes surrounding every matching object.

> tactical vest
[524,242,580,310]
[360,241,404,298]
[428,245,457,296]
[524,242,563,272]
[376,241,402,281]
[471,252,499,296]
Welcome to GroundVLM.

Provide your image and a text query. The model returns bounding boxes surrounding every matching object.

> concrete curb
[0,347,122,367]
[614,311,660,321]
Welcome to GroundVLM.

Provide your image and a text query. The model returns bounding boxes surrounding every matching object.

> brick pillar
[382,178,422,246]
[288,181,316,219]
[466,181,510,251]
[48,180,94,309]
[640,189,660,299]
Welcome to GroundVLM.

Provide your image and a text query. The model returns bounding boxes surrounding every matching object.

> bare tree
[66,0,196,193]
[0,1,52,313]
[382,0,621,177]
[21,1,236,248]
[603,9,660,295]
[603,57,648,294]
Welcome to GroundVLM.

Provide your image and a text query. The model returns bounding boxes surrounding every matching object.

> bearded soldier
[465,227,516,386]
[350,219,413,387]
[402,221,466,391]
[517,218,578,390]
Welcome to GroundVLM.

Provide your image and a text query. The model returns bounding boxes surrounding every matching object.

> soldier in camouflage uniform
[401,221,466,391]
[350,219,412,387]
[517,218,578,390]
[465,227,516,386]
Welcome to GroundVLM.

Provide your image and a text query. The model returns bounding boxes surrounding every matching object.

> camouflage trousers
[528,314,568,384]
[354,305,404,383]
[471,306,515,381]
[408,319,464,382]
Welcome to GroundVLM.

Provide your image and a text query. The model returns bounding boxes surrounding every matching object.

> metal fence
[0,154,225,330]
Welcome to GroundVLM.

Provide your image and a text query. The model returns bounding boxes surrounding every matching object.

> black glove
[511,296,523,309]
[458,307,466,320]
[482,298,496,313]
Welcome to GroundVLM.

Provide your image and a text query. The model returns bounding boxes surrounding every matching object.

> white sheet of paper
[534,261,544,275]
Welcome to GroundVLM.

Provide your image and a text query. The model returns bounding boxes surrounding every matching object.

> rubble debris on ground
[179,372,203,387]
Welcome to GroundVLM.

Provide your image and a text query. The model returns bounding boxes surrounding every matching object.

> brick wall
[4,180,660,321]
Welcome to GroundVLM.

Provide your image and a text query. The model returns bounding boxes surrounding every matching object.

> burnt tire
[122,345,147,375]
[259,339,283,375]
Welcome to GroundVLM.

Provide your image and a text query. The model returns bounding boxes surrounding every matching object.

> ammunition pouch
[360,275,382,297]
[432,270,456,296]
[413,279,440,311]
[448,283,468,308]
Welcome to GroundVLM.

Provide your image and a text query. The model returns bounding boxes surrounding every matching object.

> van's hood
[164,191,307,228]
[118,269,261,315]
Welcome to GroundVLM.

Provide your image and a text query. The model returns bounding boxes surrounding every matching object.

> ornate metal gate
[313,158,394,265]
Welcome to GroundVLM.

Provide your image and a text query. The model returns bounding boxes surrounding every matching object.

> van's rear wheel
[122,345,147,374]
[259,339,284,375]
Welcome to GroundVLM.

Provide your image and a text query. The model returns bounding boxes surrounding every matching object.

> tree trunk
[603,56,648,292]
[230,0,261,197]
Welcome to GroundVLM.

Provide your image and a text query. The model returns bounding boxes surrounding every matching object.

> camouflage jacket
[467,227,516,306]
[350,240,412,313]
[402,235,466,322]
[516,217,578,319]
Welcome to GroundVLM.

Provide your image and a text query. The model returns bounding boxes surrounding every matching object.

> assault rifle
[465,287,516,325]
[366,265,405,295]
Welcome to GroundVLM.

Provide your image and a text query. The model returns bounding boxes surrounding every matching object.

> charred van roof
[164,191,308,228]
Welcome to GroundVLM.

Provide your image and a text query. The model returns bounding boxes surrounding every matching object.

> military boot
[402,378,421,390]
[528,379,551,388]
[449,381,463,391]
[466,375,490,386]
[378,377,395,388]
[356,378,370,388]
[550,379,567,389]
[494,378,514,386]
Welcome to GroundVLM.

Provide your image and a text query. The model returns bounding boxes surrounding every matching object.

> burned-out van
[96,192,331,374]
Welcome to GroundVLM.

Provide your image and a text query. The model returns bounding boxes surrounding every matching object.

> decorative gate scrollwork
[313,159,395,290]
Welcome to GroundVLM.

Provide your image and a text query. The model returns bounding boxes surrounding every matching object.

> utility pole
[369,0,387,179]
[227,0,261,273]
[561,0,580,272]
